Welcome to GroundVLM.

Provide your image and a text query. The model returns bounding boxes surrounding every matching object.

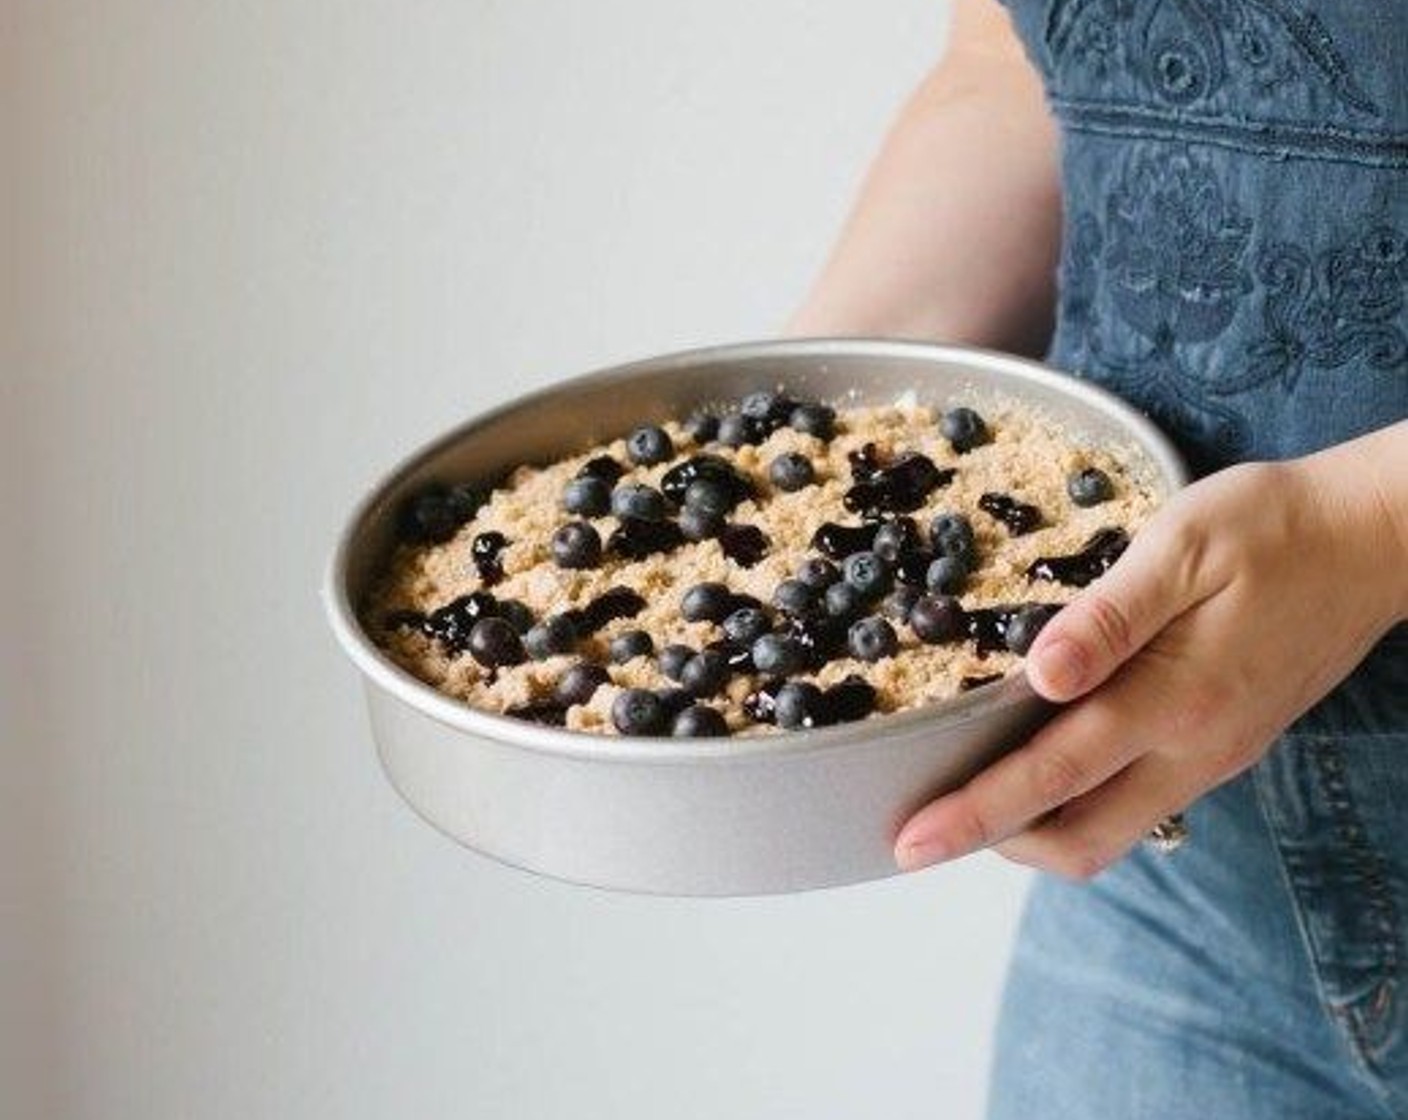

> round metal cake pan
[323,339,1188,896]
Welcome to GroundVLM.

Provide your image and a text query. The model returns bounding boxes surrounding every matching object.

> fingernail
[1030,636,1086,697]
[895,837,952,872]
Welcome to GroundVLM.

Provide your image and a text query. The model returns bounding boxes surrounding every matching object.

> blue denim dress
[987,3,1408,1116]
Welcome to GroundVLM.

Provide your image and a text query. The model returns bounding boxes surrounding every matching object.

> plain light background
[6,2,1035,1117]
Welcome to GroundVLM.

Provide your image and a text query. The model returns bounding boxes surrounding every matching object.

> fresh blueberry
[555,662,610,706]
[683,411,720,444]
[842,550,892,599]
[872,519,919,562]
[680,650,730,697]
[1067,467,1115,507]
[769,452,815,492]
[627,424,674,466]
[681,582,733,623]
[751,633,806,676]
[796,556,840,589]
[672,704,729,737]
[716,414,757,448]
[611,483,667,523]
[848,616,899,662]
[929,512,978,566]
[562,475,612,517]
[925,554,969,595]
[824,580,865,619]
[497,599,535,635]
[684,478,735,518]
[612,688,669,735]
[658,643,696,682]
[400,488,460,544]
[609,629,655,663]
[772,578,818,618]
[679,506,724,542]
[467,616,525,667]
[1005,604,1061,655]
[940,406,989,453]
[551,521,603,569]
[525,613,578,659]
[722,607,770,645]
[741,390,782,422]
[774,681,824,730]
[881,585,921,623]
[789,402,836,441]
[908,594,965,644]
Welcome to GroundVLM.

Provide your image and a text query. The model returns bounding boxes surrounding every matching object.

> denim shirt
[998,0,1407,731]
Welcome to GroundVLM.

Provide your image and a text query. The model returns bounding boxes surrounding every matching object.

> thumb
[1025,518,1204,702]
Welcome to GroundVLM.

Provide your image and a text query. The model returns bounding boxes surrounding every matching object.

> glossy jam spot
[812,521,881,560]
[718,523,770,567]
[471,531,509,586]
[1027,527,1129,588]
[978,492,1043,536]
[607,517,686,560]
[563,586,647,636]
[660,454,756,508]
[844,444,954,518]
[576,455,625,486]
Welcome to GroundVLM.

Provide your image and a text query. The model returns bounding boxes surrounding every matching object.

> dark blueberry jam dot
[723,606,771,645]
[908,594,965,644]
[1005,604,1062,655]
[673,705,729,738]
[978,492,1043,536]
[775,681,824,730]
[1027,527,1130,588]
[848,616,899,662]
[960,673,1004,692]
[769,452,816,492]
[789,402,836,441]
[468,616,525,668]
[576,455,625,486]
[796,556,840,589]
[658,643,695,682]
[551,521,603,569]
[816,675,877,724]
[812,521,881,561]
[612,689,669,736]
[705,637,755,674]
[626,424,674,466]
[683,411,720,444]
[563,586,647,636]
[939,406,989,453]
[718,523,771,568]
[383,608,426,631]
[563,475,612,517]
[611,483,667,523]
[660,454,756,509]
[964,606,1019,657]
[1067,467,1115,507]
[471,530,510,586]
[892,548,935,588]
[607,517,685,560]
[421,591,501,654]
[525,613,579,659]
[782,614,849,669]
[556,661,611,706]
[742,678,785,724]
[844,444,954,518]
[609,629,655,664]
[505,701,569,726]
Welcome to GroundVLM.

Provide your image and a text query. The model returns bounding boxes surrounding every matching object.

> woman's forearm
[788,0,1062,355]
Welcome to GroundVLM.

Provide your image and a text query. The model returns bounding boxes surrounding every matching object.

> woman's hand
[894,425,1408,879]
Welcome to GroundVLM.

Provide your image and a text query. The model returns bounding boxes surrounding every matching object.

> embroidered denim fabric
[986,2,1408,1116]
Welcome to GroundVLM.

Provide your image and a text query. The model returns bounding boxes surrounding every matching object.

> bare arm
[788,0,1062,356]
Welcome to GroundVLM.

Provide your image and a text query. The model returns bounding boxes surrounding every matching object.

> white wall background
[6,2,1033,1117]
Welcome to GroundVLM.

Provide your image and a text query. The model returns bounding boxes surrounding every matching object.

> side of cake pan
[324,339,1188,896]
